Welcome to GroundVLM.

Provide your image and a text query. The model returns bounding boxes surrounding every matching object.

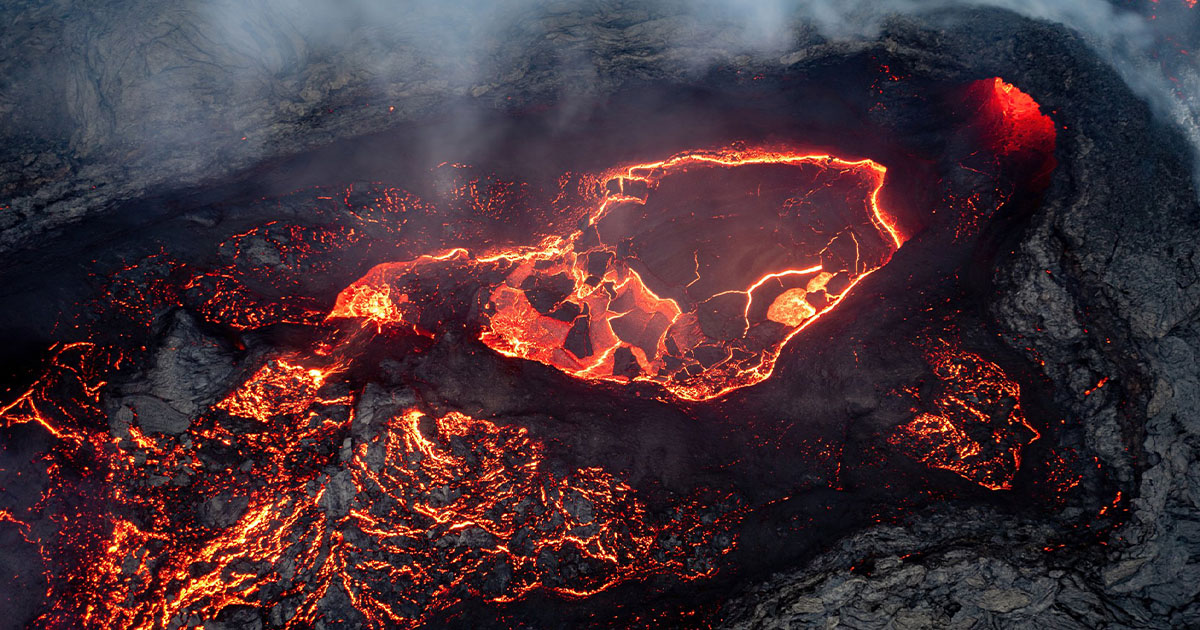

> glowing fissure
[332,147,907,401]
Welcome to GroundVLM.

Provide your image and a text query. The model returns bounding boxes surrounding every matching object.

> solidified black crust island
[1,2,1199,629]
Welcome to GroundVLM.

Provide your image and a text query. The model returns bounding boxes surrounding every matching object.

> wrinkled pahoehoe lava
[2,3,1200,630]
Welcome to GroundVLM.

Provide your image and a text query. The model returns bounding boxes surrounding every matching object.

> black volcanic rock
[109,310,238,434]
[521,272,575,315]
[611,346,641,378]
[122,395,191,435]
[198,493,250,530]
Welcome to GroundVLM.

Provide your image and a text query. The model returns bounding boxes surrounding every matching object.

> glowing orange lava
[334,148,906,401]
[215,358,342,423]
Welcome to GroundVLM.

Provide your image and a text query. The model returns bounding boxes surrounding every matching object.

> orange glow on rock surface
[889,337,1041,491]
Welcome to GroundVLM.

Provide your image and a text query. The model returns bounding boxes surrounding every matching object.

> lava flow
[0,76,1087,628]
[332,148,906,401]
[1,337,740,629]
[889,336,1041,491]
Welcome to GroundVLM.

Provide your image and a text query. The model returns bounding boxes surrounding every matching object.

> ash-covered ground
[2,2,1200,629]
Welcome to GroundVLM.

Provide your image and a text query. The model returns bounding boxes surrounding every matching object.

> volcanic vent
[2,6,1196,629]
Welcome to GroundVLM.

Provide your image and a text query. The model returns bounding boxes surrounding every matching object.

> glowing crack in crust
[331,148,907,401]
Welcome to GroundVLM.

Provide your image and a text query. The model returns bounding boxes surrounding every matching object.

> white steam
[109,0,1200,190]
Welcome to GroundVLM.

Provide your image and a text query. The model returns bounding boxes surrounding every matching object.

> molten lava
[333,148,906,401]
[2,339,739,629]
